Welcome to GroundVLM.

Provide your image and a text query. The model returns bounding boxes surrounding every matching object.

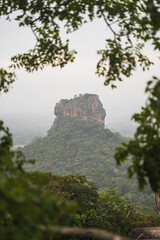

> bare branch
[30,25,39,42]
[98,1,119,40]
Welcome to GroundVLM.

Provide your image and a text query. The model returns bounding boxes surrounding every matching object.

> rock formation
[50,94,106,130]
[128,227,160,239]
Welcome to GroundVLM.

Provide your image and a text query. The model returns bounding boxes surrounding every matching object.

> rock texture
[50,94,106,130]
[128,227,160,239]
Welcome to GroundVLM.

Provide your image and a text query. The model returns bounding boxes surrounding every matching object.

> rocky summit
[22,93,155,212]
[49,93,106,130]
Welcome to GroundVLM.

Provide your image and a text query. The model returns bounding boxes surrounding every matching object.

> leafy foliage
[0,121,76,240]
[75,189,160,235]
[1,1,160,238]
[27,172,160,236]
[21,117,156,212]
[0,0,160,87]
[115,77,160,192]
[96,40,152,88]
[29,172,99,214]
[0,68,16,93]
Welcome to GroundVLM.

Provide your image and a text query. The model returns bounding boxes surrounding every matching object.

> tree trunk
[155,190,160,215]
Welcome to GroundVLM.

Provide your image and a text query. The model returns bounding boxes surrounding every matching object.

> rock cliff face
[50,94,106,130]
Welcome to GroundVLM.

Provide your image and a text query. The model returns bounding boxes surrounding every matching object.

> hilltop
[49,93,106,130]
[21,94,155,212]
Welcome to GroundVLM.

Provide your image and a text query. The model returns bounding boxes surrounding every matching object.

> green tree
[75,190,160,235]
[0,121,77,240]
[29,172,99,214]
[48,174,99,213]
[115,77,160,214]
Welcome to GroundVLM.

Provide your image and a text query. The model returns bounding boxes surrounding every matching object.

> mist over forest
[1,112,137,145]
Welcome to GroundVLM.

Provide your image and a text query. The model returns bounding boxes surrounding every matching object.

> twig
[98,0,120,40]
[30,25,39,42]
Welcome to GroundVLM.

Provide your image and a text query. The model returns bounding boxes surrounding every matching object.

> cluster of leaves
[0,68,16,93]
[21,117,156,212]
[0,0,160,89]
[1,0,77,71]
[0,120,77,240]
[96,41,152,88]
[115,77,160,192]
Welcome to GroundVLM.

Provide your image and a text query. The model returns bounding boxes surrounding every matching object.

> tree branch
[30,25,39,42]
[40,226,129,240]
[98,1,119,40]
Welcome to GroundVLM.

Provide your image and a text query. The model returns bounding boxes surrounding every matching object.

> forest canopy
[21,117,156,212]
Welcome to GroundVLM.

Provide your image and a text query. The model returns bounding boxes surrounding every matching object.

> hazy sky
[0,16,159,128]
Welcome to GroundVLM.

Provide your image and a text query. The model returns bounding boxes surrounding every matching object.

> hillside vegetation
[28,172,160,236]
[21,117,156,212]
